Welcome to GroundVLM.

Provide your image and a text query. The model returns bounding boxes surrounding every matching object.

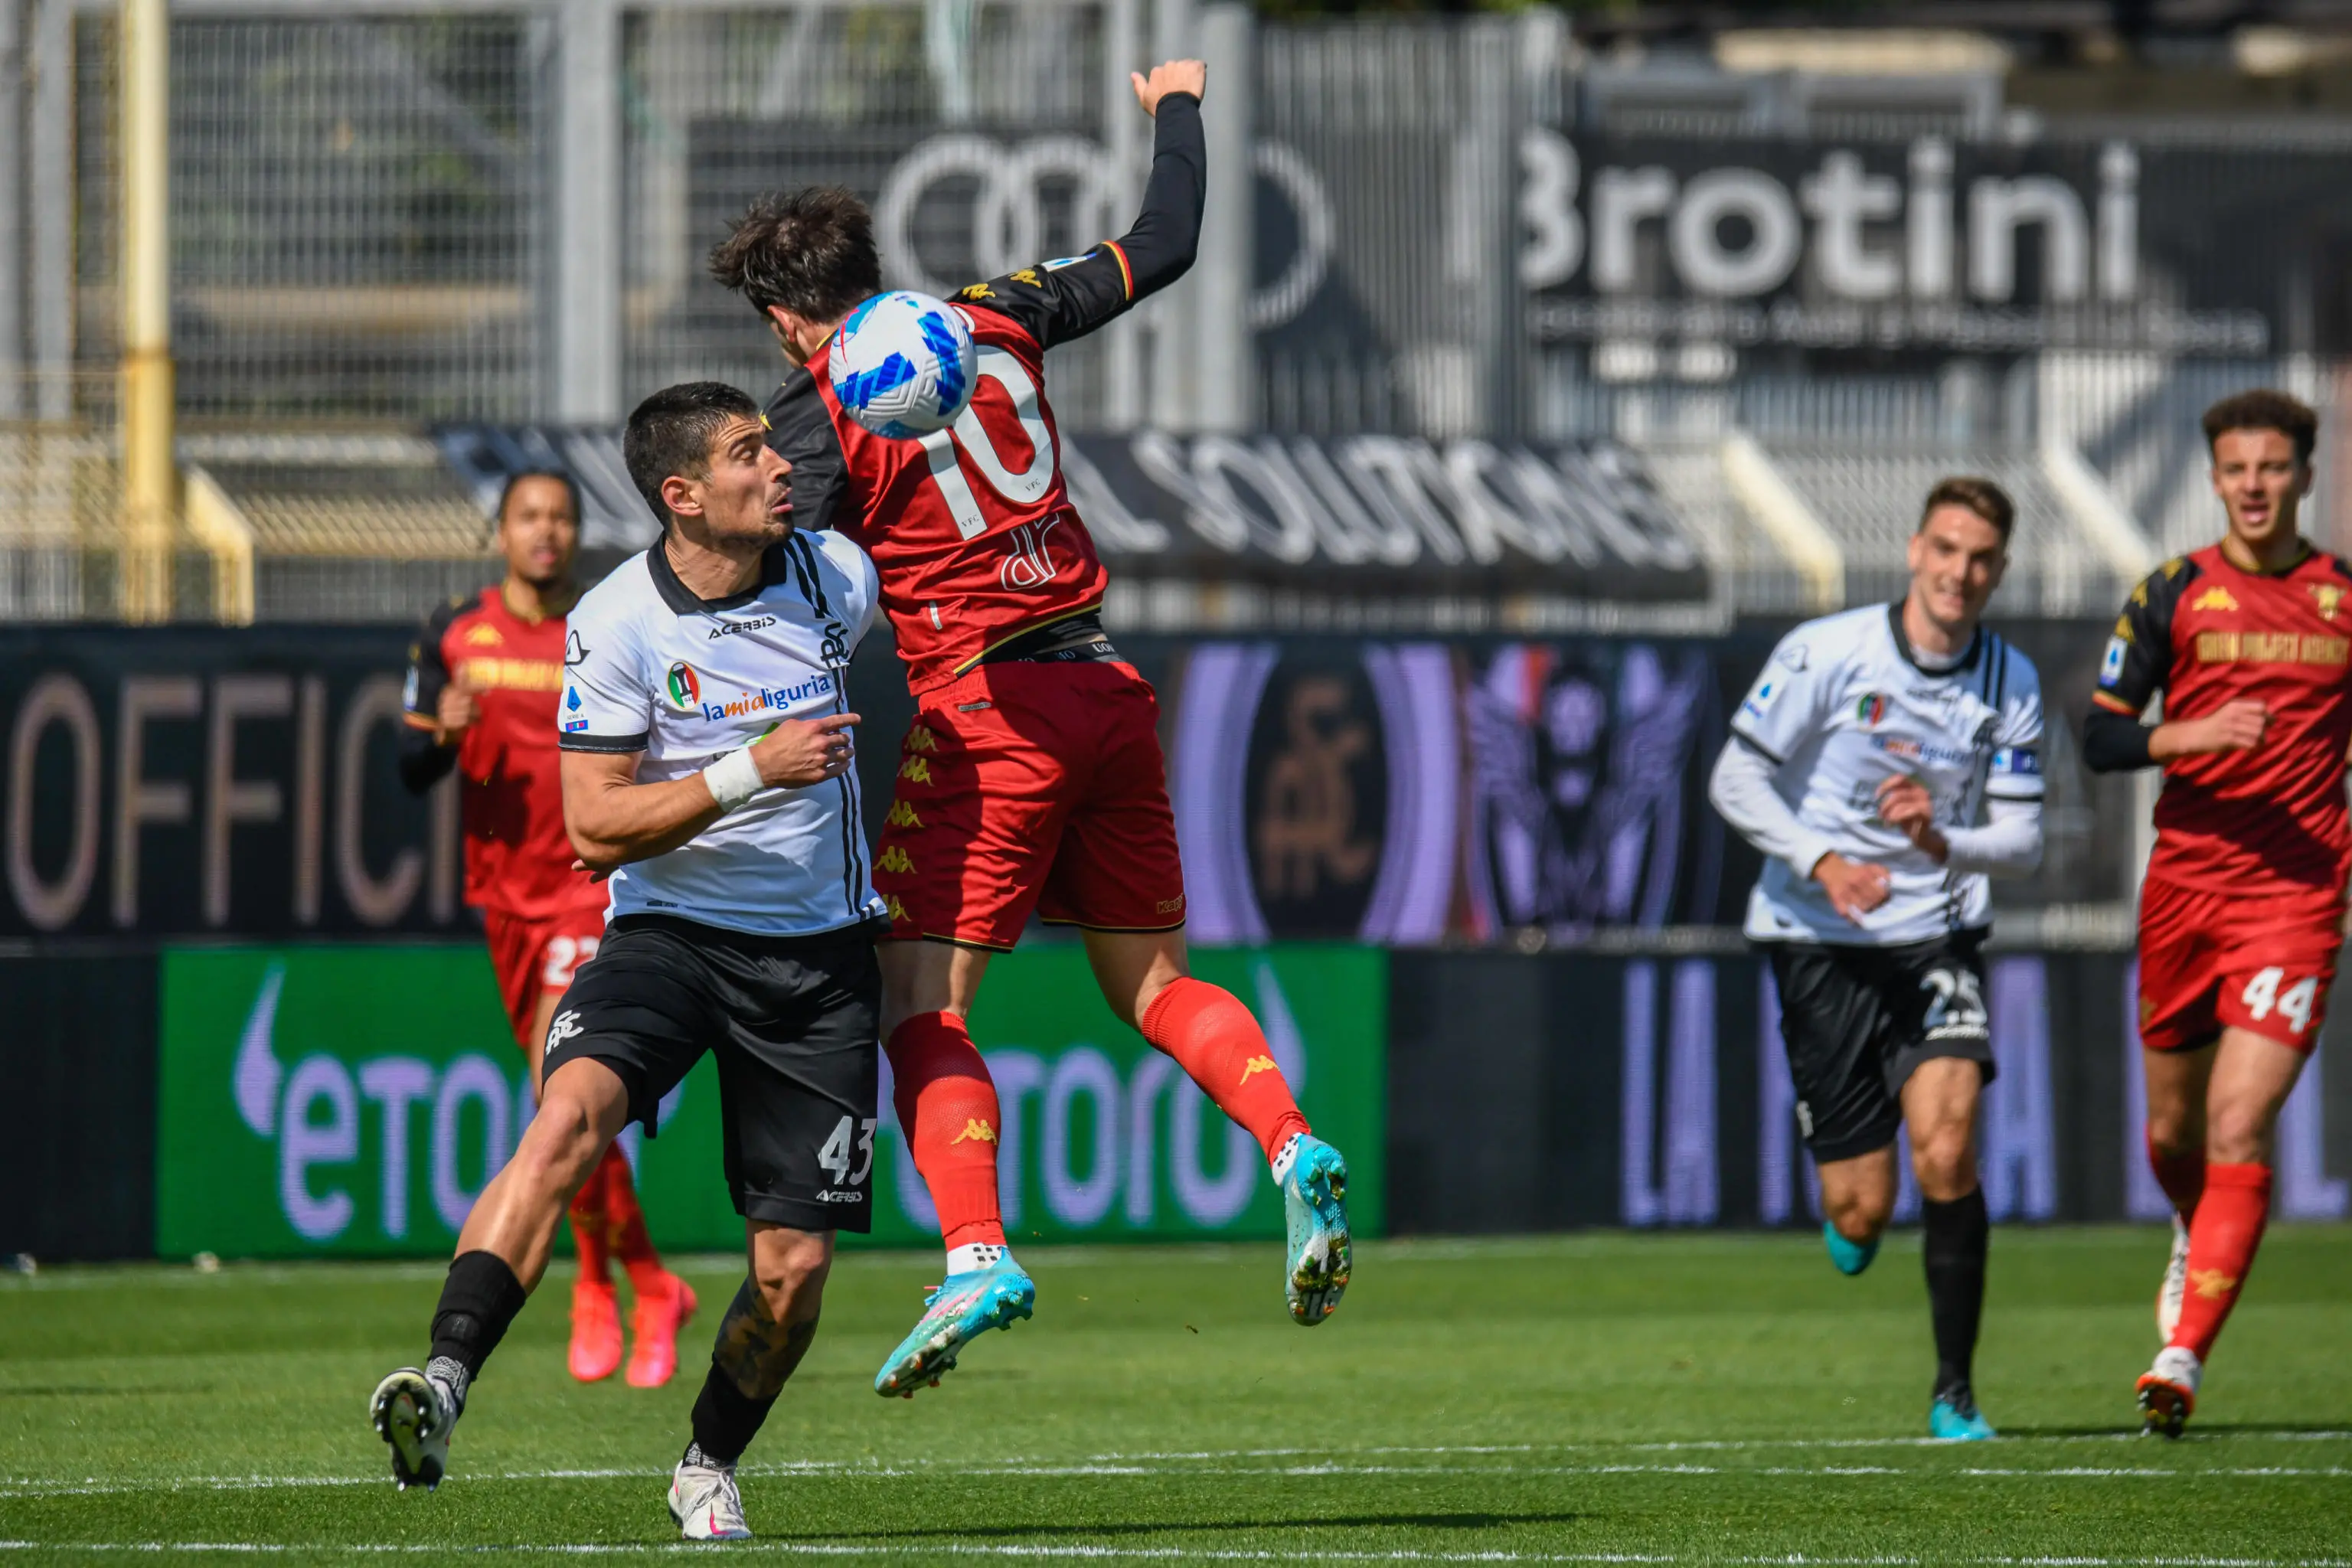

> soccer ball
[826,290,977,439]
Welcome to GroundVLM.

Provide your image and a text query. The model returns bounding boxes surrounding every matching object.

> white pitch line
[3,1456,2348,1503]
[0,1544,2347,1566]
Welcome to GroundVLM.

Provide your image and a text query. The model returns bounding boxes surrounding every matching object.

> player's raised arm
[951,59,1207,351]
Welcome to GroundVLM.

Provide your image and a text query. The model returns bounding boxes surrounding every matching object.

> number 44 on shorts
[2240,967,2320,1036]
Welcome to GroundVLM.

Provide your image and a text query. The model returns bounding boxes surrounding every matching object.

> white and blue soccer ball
[826,289,978,439]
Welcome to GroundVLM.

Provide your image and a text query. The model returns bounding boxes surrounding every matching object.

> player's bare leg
[871,939,1034,1396]
[1083,927,1350,1325]
[525,988,623,1383]
[1813,1146,1898,1272]
[1902,1060,1993,1439]
[671,1223,832,1540]
[369,1057,631,1489]
[2139,1027,2306,1436]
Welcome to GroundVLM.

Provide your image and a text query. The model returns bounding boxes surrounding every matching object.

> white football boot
[2137,1344,2203,1439]
[669,1454,753,1540]
[369,1363,462,1491]
[2156,1216,2190,1340]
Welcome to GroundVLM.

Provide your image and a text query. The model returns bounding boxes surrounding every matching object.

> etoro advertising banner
[155,944,1384,1259]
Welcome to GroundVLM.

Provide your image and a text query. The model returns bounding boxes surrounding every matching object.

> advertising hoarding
[154,942,1383,1259]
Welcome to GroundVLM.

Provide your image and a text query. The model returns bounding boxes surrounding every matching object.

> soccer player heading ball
[1711,479,2045,1442]
[2082,390,2349,1439]
[398,470,694,1389]
[709,57,1351,1395]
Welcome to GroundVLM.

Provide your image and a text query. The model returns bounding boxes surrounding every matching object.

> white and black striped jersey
[557,528,887,938]
[1729,603,2043,946]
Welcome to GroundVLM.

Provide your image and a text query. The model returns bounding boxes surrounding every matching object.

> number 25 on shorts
[2238,966,2321,1037]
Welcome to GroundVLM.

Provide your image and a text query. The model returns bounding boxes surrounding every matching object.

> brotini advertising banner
[154,943,1384,1259]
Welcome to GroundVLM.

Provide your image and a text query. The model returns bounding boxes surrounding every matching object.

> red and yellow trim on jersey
[948,600,1109,679]
[2092,691,2141,715]
[1102,241,1135,301]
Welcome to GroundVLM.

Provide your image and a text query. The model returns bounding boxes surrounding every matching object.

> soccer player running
[400,469,695,1388]
[2082,390,2352,1439]
[1710,479,2044,1442]
[372,383,886,1540]
[708,57,1350,1397]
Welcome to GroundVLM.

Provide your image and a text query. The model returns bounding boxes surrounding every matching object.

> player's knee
[2204,1101,2276,1165]
[1824,1184,1890,1241]
[1911,1133,1976,1201]
[512,1099,606,1195]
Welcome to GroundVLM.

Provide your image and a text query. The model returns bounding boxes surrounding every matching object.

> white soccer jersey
[1729,603,2043,946]
[557,528,887,938]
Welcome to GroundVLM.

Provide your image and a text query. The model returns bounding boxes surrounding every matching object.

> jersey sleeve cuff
[1729,726,1787,766]
[1782,829,1838,883]
[558,730,650,754]
[1984,782,2047,800]
[2091,691,2142,715]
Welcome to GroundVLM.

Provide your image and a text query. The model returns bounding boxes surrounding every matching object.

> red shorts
[2136,876,2348,1054]
[482,904,609,1053]
[873,659,1185,950]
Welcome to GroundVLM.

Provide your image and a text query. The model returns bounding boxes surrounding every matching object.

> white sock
[1269,1132,1304,1187]
[946,1241,1008,1275]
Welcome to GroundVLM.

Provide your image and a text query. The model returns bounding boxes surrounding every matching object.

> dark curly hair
[708,186,882,324]
[2202,388,2318,466]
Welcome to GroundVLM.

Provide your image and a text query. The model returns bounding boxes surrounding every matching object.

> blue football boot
[1929,1383,1997,1441]
[1280,1135,1351,1325]
[873,1255,1034,1398]
[1824,1220,1880,1276]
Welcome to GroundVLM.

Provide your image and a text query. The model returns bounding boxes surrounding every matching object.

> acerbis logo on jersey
[707,616,776,640]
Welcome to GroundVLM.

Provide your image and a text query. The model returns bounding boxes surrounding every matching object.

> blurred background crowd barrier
[5,2,2351,1255]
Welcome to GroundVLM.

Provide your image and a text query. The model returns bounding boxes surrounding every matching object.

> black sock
[688,1365,780,1467]
[1922,1185,1989,1396]
[428,1251,531,1398]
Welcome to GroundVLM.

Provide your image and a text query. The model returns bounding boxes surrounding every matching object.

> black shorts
[1762,929,1997,1164]
[540,913,884,1232]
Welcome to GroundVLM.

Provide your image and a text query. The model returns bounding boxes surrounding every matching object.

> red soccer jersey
[763,93,1205,694]
[2094,542,2352,895]
[402,586,605,920]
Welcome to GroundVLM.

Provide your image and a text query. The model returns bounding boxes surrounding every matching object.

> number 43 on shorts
[818,1116,878,1187]
[2239,966,2321,1037]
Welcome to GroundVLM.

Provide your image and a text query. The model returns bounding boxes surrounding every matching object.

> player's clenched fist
[2182,697,2269,755]
[1875,775,1949,863]
[753,713,860,787]
[435,678,481,740]
[1132,59,1206,114]
[1811,851,1893,924]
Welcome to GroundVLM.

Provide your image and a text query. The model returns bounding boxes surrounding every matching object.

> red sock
[1138,978,1311,1163]
[2170,1161,2272,1361]
[599,1149,668,1295]
[2147,1131,2207,1221]
[567,1148,613,1285]
[887,1011,1007,1250]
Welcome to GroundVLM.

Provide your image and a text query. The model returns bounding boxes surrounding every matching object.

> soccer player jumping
[2082,390,2351,1439]
[400,470,694,1388]
[1710,479,2044,1441]
[709,57,1351,1396]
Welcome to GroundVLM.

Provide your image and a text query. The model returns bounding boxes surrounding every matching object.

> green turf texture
[3,1227,2348,1563]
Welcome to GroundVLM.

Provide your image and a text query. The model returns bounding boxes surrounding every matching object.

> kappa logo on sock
[2190,1267,2239,1300]
[1239,1054,1279,1085]
[951,1119,996,1145]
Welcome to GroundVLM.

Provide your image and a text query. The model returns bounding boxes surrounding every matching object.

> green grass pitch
[2,1227,2348,1563]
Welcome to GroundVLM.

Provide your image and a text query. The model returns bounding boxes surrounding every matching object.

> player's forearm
[1941,799,2043,877]
[563,772,727,874]
[396,721,459,796]
[2081,705,2157,772]
[1117,93,1205,301]
[1708,739,1836,879]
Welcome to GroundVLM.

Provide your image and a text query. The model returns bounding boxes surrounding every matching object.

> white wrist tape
[702,746,766,813]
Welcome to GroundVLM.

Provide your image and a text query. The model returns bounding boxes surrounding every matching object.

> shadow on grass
[807,1512,1586,1542]
[2001,1422,2351,1439]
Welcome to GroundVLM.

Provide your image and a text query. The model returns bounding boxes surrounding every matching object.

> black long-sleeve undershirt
[399,724,459,795]
[2081,706,2156,773]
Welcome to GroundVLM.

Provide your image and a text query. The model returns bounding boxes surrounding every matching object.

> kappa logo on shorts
[898,756,935,785]
[546,1009,584,1053]
[886,894,911,923]
[1157,895,1184,915]
[877,845,916,874]
[886,800,923,829]
[905,725,939,753]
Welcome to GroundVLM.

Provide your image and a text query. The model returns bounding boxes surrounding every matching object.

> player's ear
[660,472,704,521]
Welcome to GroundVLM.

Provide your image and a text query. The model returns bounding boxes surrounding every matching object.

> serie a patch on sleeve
[2100,635,2128,686]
